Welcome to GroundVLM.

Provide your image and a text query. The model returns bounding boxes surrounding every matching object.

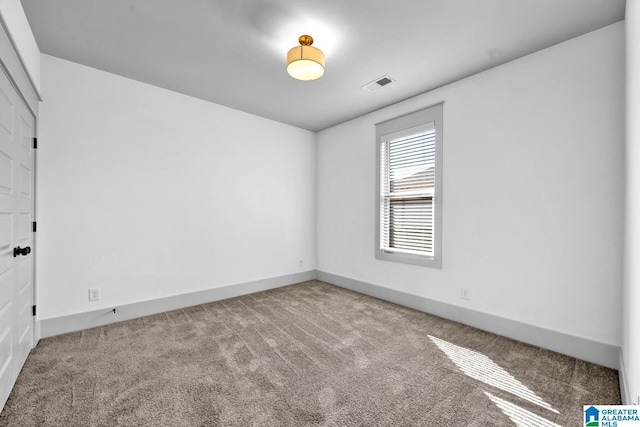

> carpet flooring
[0,280,621,426]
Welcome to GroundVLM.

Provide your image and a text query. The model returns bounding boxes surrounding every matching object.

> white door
[0,65,35,410]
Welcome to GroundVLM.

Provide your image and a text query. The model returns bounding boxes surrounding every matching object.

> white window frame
[375,103,443,268]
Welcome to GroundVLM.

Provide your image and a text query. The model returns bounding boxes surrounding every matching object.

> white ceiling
[21,0,625,132]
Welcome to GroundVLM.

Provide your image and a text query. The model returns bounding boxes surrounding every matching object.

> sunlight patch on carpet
[485,392,562,427]
[428,335,558,414]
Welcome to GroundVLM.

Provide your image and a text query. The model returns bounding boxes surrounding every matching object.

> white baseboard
[40,270,316,338]
[40,269,621,372]
[317,270,621,370]
[619,350,633,404]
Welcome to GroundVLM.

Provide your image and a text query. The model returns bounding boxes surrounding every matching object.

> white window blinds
[380,123,436,256]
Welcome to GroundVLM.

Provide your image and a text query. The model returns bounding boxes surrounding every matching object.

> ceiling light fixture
[287,35,325,81]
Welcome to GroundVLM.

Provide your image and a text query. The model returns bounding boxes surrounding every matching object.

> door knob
[13,246,31,257]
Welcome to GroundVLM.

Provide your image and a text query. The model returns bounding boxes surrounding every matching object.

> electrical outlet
[461,288,470,300]
[88,288,101,301]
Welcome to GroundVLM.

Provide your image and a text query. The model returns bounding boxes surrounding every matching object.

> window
[375,103,443,267]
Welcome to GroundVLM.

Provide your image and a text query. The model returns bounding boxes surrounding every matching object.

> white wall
[37,54,316,319]
[624,0,640,405]
[0,0,40,92]
[317,23,624,347]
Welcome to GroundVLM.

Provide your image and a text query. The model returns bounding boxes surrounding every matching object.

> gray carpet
[0,280,620,426]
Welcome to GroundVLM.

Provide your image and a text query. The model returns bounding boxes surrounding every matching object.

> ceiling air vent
[362,75,395,92]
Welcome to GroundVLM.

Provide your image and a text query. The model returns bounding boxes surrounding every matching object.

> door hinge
[33,137,37,149]
[32,305,36,316]
[32,221,36,232]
